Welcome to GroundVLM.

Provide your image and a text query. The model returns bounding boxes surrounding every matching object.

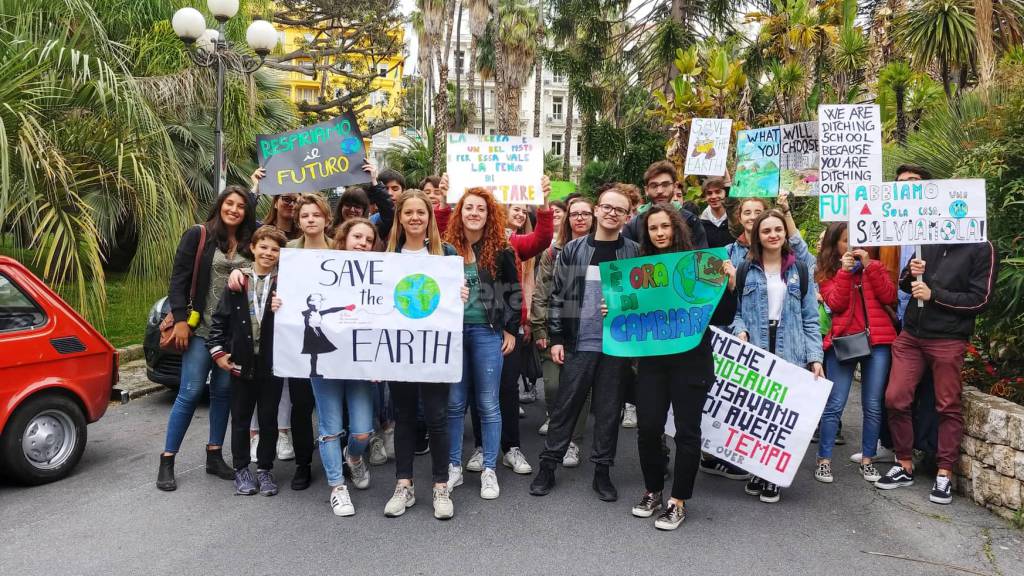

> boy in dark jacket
[207,225,288,496]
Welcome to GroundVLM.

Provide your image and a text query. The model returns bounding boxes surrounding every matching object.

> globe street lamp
[172,1,278,194]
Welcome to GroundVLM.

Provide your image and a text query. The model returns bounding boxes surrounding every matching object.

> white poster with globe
[273,248,464,383]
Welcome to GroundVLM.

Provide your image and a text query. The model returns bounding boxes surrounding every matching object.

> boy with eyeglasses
[621,160,708,249]
[530,186,640,502]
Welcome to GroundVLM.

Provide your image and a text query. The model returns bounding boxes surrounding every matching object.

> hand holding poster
[685,118,733,177]
[779,121,820,196]
[848,179,987,246]
[701,327,832,487]
[818,104,881,221]
[256,113,369,196]
[732,126,781,197]
[445,133,543,205]
[273,249,464,383]
[599,249,728,357]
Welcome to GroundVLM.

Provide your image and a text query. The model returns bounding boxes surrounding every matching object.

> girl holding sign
[731,209,824,504]
[444,188,522,501]
[814,223,897,484]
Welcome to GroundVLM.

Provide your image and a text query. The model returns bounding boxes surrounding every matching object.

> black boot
[156,454,177,491]
[205,447,234,480]
[291,464,312,490]
[593,464,618,502]
[529,460,556,496]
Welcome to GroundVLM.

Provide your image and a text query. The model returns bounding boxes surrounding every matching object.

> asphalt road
[2,386,1022,576]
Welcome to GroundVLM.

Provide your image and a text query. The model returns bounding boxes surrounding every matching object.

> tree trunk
[975,0,995,91]
[467,37,477,116]
[940,55,951,98]
[895,87,907,145]
[480,75,487,134]
[562,90,574,179]
[533,60,542,138]
[494,35,509,133]
[665,0,690,93]
[498,80,522,135]
[432,1,459,174]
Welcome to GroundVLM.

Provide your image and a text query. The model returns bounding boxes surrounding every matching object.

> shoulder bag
[159,225,207,351]
[832,281,871,362]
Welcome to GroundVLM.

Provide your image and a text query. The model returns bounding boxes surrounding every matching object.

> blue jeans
[311,377,376,487]
[819,345,892,460]
[449,325,503,470]
[163,335,231,453]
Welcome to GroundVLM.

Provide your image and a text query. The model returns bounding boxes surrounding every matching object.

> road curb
[126,382,167,400]
[118,344,144,363]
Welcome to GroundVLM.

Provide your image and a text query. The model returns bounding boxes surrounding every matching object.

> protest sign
[445,133,543,204]
[780,121,819,196]
[848,179,987,247]
[732,126,781,197]
[599,249,728,357]
[698,327,832,487]
[685,118,733,176]
[274,249,464,383]
[256,113,369,196]
[818,104,881,221]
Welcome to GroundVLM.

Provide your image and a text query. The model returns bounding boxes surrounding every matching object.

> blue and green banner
[600,248,728,357]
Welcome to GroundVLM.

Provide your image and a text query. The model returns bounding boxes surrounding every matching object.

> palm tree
[382,128,436,186]
[533,0,545,138]
[975,0,995,89]
[879,61,914,143]
[421,0,458,172]
[494,0,540,134]
[897,0,976,97]
[465,0,491,124]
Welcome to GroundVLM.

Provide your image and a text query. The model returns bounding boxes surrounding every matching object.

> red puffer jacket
[820,260,898,350]
[508,208,554,327]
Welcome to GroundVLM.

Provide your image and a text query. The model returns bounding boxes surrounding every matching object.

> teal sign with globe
[600,248,728,357]
[394,274,441,319]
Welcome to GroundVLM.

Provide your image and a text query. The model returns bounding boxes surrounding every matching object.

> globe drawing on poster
[394,274,441,319]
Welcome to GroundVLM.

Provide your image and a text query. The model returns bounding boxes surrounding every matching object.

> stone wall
[957,386,1024,521]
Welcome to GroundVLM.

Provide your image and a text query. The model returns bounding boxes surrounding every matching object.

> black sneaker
[699,457,750,480]
[744,476,763,496]
[759,482,780,503]
[631,491,663,518]
[874,465,914,490]
[654,502,686,531]
[929,475,953,504]
[834,428,847,446]
[291,464,312,491]
[529,462,556,496]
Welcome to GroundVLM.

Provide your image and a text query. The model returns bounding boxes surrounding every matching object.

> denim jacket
[731,253,824,367]
[727,232,815,270]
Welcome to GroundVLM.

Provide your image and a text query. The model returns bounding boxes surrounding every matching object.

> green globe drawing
[672,254,720,306]
[394,274,441,319]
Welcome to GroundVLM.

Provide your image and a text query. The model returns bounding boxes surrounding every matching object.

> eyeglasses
[278,196,297,206]
[597,204,629,217]
[568,211,593,220]
[646,181,674,190]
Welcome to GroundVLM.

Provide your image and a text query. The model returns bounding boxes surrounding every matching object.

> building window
[551,133,563,156]
[378,66,388,78]
[455,50,465,72]
[552,72,567,84]
[297,87,318,103]
[575,138,581,157]
[551,96,563,120]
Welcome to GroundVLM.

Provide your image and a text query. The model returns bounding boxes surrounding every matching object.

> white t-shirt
[766,271,786,321]
[401,246,428,255]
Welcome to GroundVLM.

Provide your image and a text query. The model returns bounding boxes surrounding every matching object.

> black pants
[230,363,283,470]
[288,378,315,467]
[391,382,449,484]
[540,350,626,466]
[636,350,714,500]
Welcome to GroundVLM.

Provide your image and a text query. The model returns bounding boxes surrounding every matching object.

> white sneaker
[480,468,500,500]
[384,483,415,517]
[382,427,396,460]
[849,443,896,463]
[465,447,484,472]
[448,463,464,489]
[562,442,581,468]
[367,434,387,466]
[538,418,549,436]
[344,447,370,490]
[433,485,454,519]
[503,447,533,474]
[622,404,637,428]
[249,435,258,462]
[276,430,295,461]
[519,406,526,418]
[330,485,355,517]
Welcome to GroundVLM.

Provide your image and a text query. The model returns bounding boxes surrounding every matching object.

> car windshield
[0,273,47,332]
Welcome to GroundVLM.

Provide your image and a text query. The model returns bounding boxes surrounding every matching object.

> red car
[0,256,118,484]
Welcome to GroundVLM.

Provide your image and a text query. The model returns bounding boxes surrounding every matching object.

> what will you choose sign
[257,113,369,196]
[273,249,464,383]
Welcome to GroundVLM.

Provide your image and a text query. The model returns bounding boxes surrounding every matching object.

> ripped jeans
[310,378,375,487]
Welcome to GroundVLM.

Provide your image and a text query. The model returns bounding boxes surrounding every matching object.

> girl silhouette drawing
[302,293,355,377]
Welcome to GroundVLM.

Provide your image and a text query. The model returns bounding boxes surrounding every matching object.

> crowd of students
[154,158,996,530]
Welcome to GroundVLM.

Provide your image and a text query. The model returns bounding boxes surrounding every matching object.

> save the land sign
[818,104,881,221]
[599,249,728,357]
[848,179,987,247]
[732,126,781,198]
[274,249,464,383]
[685,118,733,176]
[257,113,369,196]
[445,133,543,205]
[703,327,833,487]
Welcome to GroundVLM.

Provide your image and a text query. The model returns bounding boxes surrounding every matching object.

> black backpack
[735,259,809,305]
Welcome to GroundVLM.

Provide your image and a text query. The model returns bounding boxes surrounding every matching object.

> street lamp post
[171,0,278,194]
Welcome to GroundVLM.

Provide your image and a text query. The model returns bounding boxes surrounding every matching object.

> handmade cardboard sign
[733,126,781,197]
[685,118,733,176]
[599,249,728,357]
[780,121,820,196]
[848,179,987,246]
[256,113,369,196]
[445,133,543,204]
[274,249,464,383]
[818,105,881,221]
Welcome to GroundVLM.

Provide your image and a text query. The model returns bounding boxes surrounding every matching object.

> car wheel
[0,394,87,485]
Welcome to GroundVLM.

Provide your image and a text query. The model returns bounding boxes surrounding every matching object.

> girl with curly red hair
[443,188,521,500]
